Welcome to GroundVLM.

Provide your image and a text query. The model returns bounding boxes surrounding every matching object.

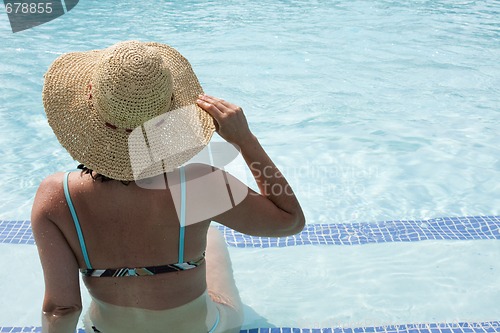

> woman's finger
[216,98,240,111]
[199,94,231,113]
[205,95,242,114]
[196,99,221,132]
[196,96,223,118]
[200,94,221,103]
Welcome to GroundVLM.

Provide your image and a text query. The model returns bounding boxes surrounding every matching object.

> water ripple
[0,0,498,221]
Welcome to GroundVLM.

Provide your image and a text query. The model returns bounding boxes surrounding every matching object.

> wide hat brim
[42,41,215,181]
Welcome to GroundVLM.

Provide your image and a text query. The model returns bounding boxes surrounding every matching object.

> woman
[31,40,305,333]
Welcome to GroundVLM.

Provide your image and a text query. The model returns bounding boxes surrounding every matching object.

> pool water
[0,0,499,330]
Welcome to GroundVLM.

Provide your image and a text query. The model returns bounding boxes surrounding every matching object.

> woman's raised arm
[196,95,305,236]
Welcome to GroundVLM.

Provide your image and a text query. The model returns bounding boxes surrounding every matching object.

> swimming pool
[0,0,498,331]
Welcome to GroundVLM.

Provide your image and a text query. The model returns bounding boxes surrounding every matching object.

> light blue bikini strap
[178,166,186,264]
[208,308,221,333]
[63,172,92,269]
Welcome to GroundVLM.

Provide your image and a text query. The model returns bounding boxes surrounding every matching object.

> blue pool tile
[485,324,500,333]
[451,328,465,333]
[1,216,500,248]
[462,328,477,333]
[473,327,487,333]
[0,324,498,333]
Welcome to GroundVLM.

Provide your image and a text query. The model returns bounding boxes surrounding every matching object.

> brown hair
[77,164,130,185]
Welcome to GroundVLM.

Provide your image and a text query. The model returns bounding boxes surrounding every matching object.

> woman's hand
[196,94,254,146]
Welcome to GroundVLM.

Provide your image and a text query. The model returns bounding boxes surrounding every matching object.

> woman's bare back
[45,170,211,310]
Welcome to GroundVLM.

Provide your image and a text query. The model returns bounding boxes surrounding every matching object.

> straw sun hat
[42,40,215,181]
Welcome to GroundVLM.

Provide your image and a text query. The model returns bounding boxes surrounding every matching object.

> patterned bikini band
[80,254,205,277]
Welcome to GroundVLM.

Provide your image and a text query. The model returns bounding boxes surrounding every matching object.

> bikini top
[63,167,205,278]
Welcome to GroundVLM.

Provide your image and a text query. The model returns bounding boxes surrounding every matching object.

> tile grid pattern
[0,321,499,332]
[0,220,32,245]
[1,216,499,247]
[219,215,500,247]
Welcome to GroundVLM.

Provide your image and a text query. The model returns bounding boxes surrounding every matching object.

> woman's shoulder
[36,172,67,195]
[32,172,67,220]
[38,172,64,193]
[40,171,66,185]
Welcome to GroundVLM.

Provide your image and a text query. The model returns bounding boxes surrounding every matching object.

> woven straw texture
[42,40,215,181]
